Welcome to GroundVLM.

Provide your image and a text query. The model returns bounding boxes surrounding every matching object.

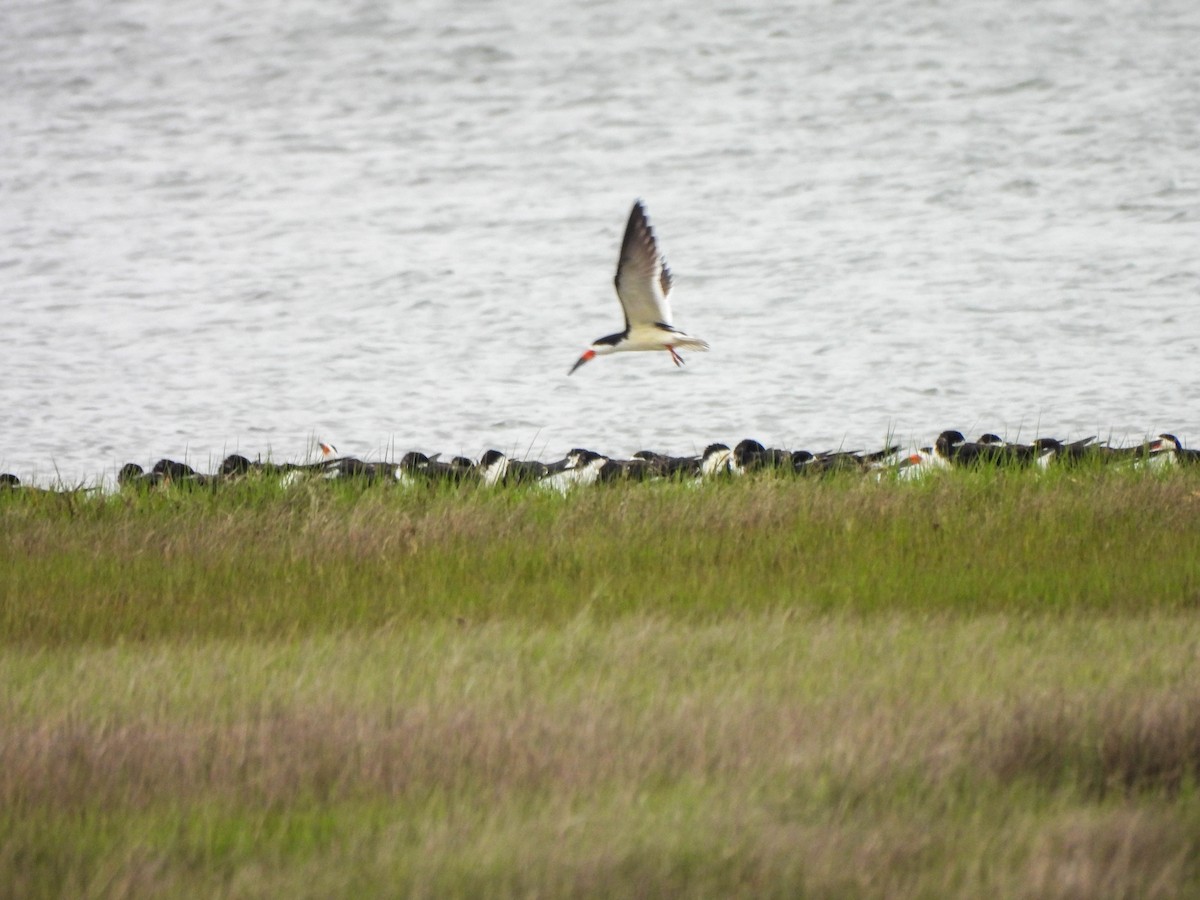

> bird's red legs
[668,346,684,367]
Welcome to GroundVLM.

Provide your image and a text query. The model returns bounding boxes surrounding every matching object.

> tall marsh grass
[2,467,1199,896]
[3,466,1198,643]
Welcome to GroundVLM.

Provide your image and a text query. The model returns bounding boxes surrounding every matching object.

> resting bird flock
[569,200,709,374]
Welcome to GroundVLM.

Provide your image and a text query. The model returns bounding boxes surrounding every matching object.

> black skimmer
[423,455,476,484]
[1067,439,1150,466]
[801,450,863,476]
[219,454,254,477]
[597,457,657,483]
[932,430,1028,468]
[217,454,296,482]
[931,431,984,467]
[1144,433,1200,467]
[699,443,736,477]
[478,449,511,487]
[784,443,902,477]
[129,458,211,487]
[1031,436,1097,468]
[732,439,795,472]
[397,451,432,473]
[325,456,382,481]
[389,451,433,486]
[816,444,904,475]
[539,448,609,492]
[1155,434,1198,461]
[392,451,474,484]
[117,460,195,489]
[478,450,551,487]
[271,442,351,486]
[896,447,947,477]
[569,201,709,374]
[152,458,200,481]
[118,463,153,488]
[0,473,77,496]
[632,449,702,478]
[856,444,905,469]
[973,433,1038,465]
[789,450,818,472]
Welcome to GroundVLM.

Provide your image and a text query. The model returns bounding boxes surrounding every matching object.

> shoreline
[2,428,1193,494]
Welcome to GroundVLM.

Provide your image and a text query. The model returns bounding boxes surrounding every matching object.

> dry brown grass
[1024,809,1191,900]
[0,699,921,812]
[5,636,1200,894]
[981,691,1200,798]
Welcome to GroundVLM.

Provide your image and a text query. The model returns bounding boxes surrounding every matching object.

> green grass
[3,466,1200,897]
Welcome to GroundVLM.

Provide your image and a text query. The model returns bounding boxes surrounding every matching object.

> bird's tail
[673,334,710,352]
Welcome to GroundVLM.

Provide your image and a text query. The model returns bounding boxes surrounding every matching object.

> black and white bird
[570,200,709,374]
[1145,433,1200,467]
[1032,436,1097,468]
[539,448,610,492]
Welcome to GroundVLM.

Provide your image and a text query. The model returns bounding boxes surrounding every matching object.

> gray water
[3,0,1198,485]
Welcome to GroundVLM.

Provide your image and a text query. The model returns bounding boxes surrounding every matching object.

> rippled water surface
[3,0,1198,484]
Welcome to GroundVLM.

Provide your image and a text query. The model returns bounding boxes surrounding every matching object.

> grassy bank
[4,466,1199,641]
[3,468,1200,896]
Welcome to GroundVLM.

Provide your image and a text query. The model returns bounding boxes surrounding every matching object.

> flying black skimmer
[569,201,709,374]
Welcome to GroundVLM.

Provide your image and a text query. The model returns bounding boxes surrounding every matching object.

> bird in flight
[569,200,709,374]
